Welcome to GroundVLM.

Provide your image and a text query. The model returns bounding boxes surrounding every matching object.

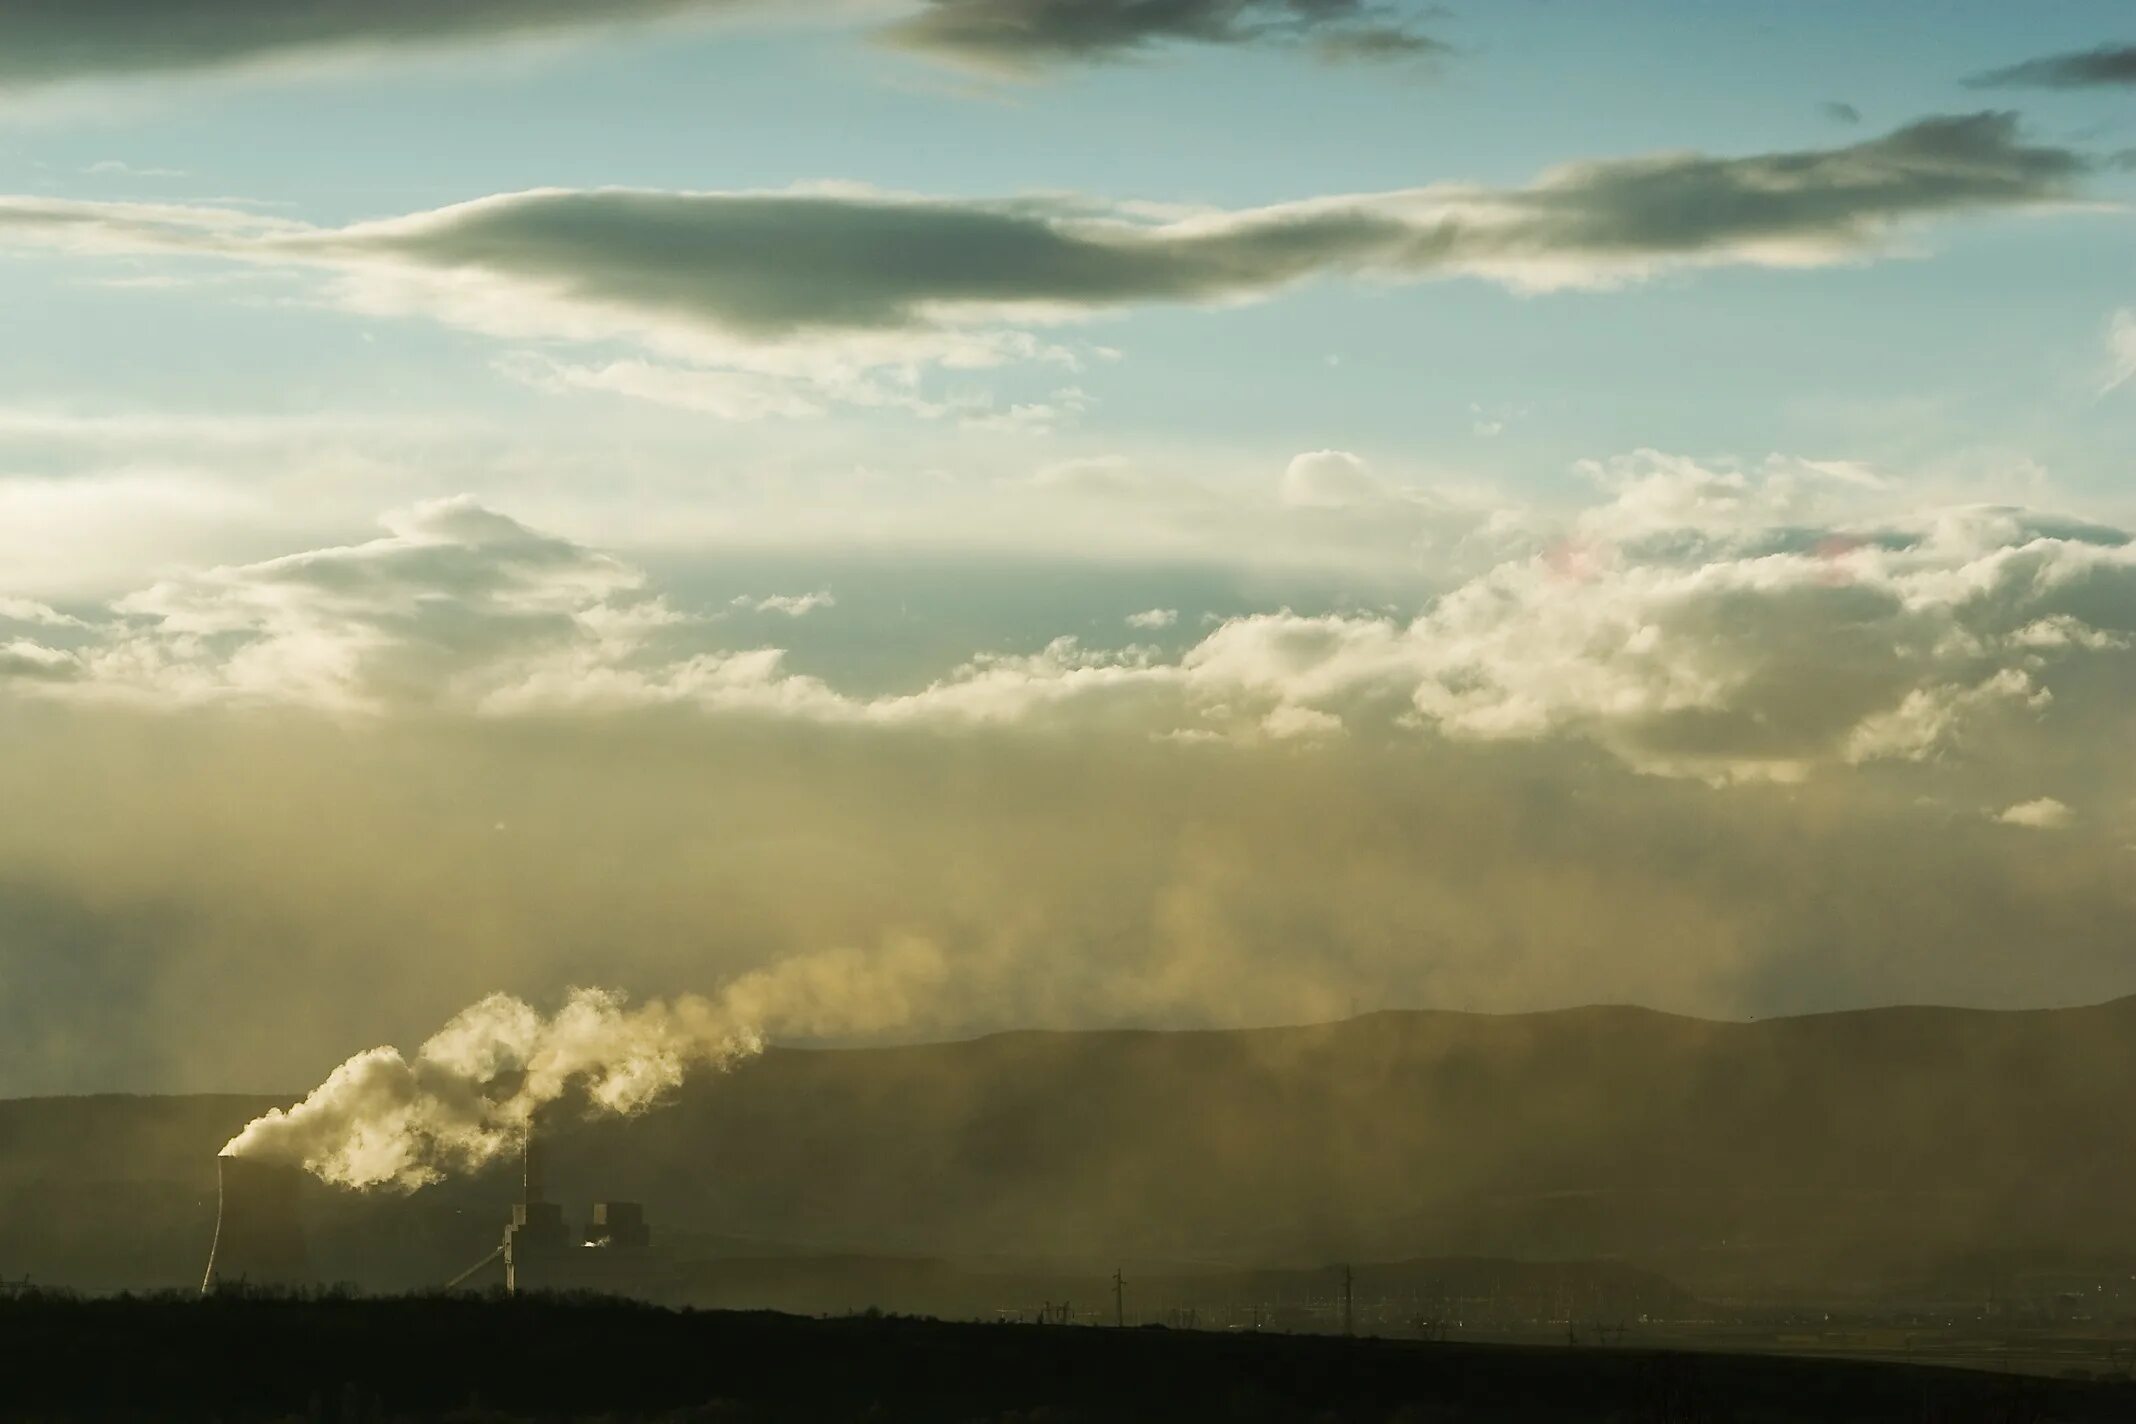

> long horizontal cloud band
[0,113,2088,342]
[7,456,2131,789]
[0,115,2089,414]
[0,0,742,87]
[1966,44,2136,90]
[879,0,1448,70]
[0,0,1443,88]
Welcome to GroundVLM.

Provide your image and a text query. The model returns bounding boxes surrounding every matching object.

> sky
[2,1,2135,1095]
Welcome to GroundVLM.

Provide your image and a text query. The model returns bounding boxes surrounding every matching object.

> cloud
[1821,101,1862,125]
[0,115,2089,416]
[0,640,78,682]
[0,597,85,629]
[879,0,1448,74]
[1126,608,1179,630]
[2107,309,2136,394]
[80,496,689,714]
[19,456,2136,793]
[0,0,1446,97]
[958,386,1091,433]
[20,467,2136,1090]
[734,590,837,617]
[1998,797,2074,830]
[1966,43,2136,90]
[498,354,830,422]
[83,160,188,179]
[1280,449,1397,509]
[0,0,753,92]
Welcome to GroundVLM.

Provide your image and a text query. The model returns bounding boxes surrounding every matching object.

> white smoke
[223,939,948,1190]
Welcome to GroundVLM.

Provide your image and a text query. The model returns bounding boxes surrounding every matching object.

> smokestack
[201,1154,314,1294]
[523,1127,547,1208]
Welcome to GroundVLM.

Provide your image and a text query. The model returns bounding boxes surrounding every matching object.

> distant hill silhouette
[6,998,2136,1298]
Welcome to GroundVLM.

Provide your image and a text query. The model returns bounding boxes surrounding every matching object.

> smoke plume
[222,940,947,1190]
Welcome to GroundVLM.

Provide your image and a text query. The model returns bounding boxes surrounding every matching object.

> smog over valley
[5,3,2136,1420]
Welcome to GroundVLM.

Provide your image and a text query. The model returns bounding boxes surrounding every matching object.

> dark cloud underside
[315,113,2082,338]
[1966,43,2136,89]
[0,0,732,87]
[879,0,1448,71]
[0,0,1447,88]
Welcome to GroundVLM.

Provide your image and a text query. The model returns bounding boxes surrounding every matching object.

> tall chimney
[201,1154,313,1293]
[523,1127,547,1207]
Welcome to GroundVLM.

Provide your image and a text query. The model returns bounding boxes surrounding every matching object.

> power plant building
[498,1134,673,1299]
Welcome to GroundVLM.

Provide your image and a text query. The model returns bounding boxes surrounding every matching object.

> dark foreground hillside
[3,1292,2127,1424]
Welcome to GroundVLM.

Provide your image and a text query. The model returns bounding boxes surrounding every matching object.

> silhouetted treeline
[1,1289,2128,1423]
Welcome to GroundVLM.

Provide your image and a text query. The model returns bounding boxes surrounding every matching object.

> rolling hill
[6,998,2136,1300]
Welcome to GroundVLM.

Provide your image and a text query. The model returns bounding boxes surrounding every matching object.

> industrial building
[455,1132,676,1300]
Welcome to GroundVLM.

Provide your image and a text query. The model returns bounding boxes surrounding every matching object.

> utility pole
[1113,1267,1125,1328]
[1342,1264,1354,1337]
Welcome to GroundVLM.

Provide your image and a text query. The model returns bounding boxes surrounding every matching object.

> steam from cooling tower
[222,939,947,1191]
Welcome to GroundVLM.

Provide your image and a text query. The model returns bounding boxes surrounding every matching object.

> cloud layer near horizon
[8,451,2136,1094]
[8,451,2134,793]
[6,649,2133,1098]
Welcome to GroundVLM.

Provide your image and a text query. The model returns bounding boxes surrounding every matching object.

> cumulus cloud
[734,590,837,617]
[0,597,85,628]
[0,0,754,92]
[0,115,2089,416]
[879,0,1447,74]
[17,456,2136,793]
[0,640,78,682]
[1280,449,1397,508]
[82,496,687,714]
[1126,608,1179,630]
[1998,797,2074,830]
[1966,43,2136,90]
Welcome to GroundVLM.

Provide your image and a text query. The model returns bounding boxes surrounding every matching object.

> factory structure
[202,1132,675,1300]
[488,1130,672,1298]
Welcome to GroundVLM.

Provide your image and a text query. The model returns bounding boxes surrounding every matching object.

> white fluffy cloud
[0,596,84,628]
[734,590,836,617]
[1998,797,2074,829]
[1280,450,1396,509]
[11,458,2136,795]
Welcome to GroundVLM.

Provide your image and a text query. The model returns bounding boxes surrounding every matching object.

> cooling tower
[201,1154,314,1293]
